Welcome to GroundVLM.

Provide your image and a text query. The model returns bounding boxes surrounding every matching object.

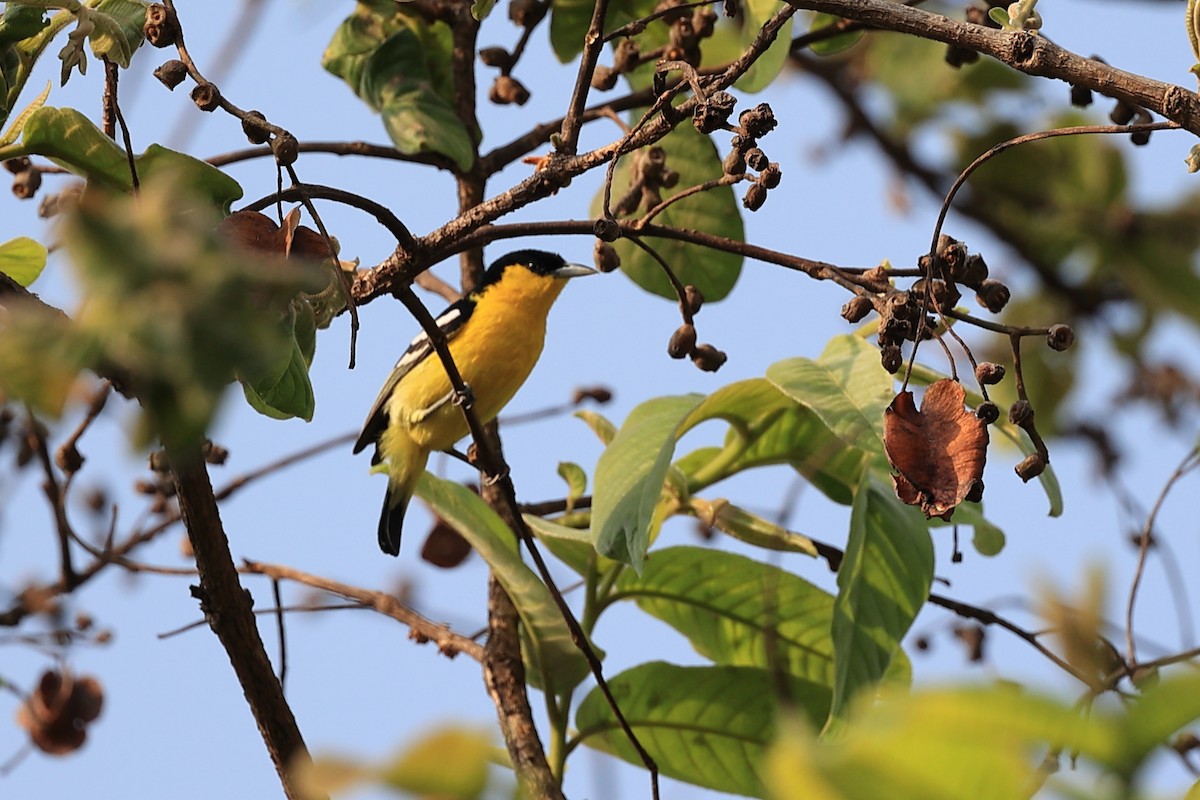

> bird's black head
[481,249,568,286]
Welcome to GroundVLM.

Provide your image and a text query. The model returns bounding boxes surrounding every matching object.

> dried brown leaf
[884,379,988,520]
[16,670,104,755]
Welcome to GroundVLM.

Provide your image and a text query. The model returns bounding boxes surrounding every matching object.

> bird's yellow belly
[386,300,550,452]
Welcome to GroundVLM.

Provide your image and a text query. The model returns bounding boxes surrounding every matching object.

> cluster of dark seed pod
[840,233,1079,382]
[613,146,680,216]
[4,157,41,200]
[864,289,934,375]
[655,0,718,66]
[917,234,1008,314]
[146,7,298,165]
[666,285,726,372]
[592,38,643,91]
[1110,98,1154,146]
[1065,56,1154,146]
[720,104,781,212]
[477,0,550,106]
[593,238,621,273]
[144,3,179,49]
[944,4,995,68]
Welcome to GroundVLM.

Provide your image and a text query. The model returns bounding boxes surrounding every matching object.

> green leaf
[1119,671,1200,774]
[575,408,617,445]
[0,107,242,211]
[470,0,497,20]
[767,335,894,462]
[806,13,864,57]
[1,105,128,186]
[0,79,49,147]
[52,177,316,448]
[380,81,475,172]
[614,546,835,689]
[0,6,49,46]
[415,474,592,691]
[549,0,654,63]
[691,497,818,555]
[322,2,474,171]
[241,335,315,421]
[970,516,1005,557]
[298,726,495,799]
[673,377,868,502]
[380,725,492,798]
[576,662,828,797]
[828,477,933,727]
[0,235,47,286]
[88,0,146,68]
[556,461,587,512]
[0,6,64,129]
[768,682,1119,800]
[592,394,703,570]
[524,512,617,579]
[134,144,243,213]
[294,755,377,798]
[674,377,796,487]
[0,302,96,416]
[592,121,743,302]
[523,513,593,545]
[700,0,795,92]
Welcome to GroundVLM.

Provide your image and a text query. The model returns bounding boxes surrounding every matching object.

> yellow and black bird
[354,249,595,556]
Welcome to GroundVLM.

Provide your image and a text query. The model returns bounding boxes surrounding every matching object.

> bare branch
[241,561,484,661]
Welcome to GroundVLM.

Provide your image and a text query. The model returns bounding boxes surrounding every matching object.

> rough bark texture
[169,451,312,799]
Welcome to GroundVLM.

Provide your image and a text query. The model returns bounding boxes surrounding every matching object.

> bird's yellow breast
[385,268,568,452]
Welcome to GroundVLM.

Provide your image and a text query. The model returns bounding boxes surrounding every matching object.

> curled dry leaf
[216,209,333,261]
[883,379,988,520]
[15,669,104,755]
[420,519,472,569]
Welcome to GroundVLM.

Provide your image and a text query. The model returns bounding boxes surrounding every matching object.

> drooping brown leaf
[15,669,104,755]
[883,379,988,520]
[421,484,477,569]
[216,209,333,261]
[421,520,473,569]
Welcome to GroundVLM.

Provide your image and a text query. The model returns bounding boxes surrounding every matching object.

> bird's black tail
[377,490,408,556]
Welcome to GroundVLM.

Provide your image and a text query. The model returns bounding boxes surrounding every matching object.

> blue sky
[2,1,1199,798]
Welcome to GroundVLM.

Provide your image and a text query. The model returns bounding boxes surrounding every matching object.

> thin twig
[281,167,360,368]
[165,0,269,150]
[928,122,1178,258]
[272,579,287,693]
[241,183,418,255]
[1125,447,1200,664]
[156,602,370,641]
[208,139,454,171]
[557,0,613,155]
[56,383,111,485]
[415,271,461,303]
[242,561,484,661]
[27,411,76,586]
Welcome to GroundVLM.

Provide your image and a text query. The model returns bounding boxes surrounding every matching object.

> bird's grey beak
[554,262,598,278]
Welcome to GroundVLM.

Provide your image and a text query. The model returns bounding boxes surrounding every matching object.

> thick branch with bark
[167,451,310,799]
[786,0,1200,133]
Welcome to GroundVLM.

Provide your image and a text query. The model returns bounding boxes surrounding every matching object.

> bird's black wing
[353,295,475,456]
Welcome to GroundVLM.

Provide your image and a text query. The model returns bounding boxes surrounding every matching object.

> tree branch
[167,450,311,799]
[242,560,484,661]
[785,0,1200,135]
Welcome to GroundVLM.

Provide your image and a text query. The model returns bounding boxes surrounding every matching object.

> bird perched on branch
[354,249,595,556]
